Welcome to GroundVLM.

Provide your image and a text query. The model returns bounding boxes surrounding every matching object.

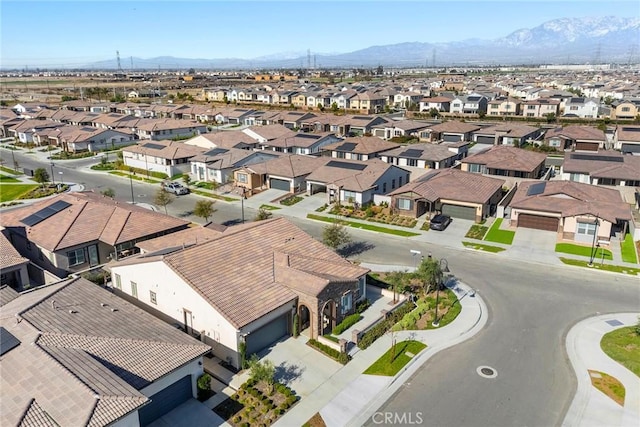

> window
[357,277,366,299]
[621,107,630,112]
[569,173,581,182]
[577,222,596,236]
[114,274,121,289]
[491,104,499,109]
[343,190,357,201]
[396,198,412,210]
[67,248,86,266]
[237,173,248,183]
[527,105,536,110]
[392,179,396,189]
[382,182,387,193]
[150,291,157,304]
[399,176,403,187]
[570,106,579,111]
[341,292,352,315]
[407,158,417,167]
[131,281,138,298]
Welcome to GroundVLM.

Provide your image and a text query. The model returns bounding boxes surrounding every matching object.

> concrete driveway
[424,217,475,245]
[148,398,226,427]
[504,227,561,264]
[245,189,289,207]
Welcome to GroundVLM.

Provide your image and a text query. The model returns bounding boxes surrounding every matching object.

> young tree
[101,188,115,198]
[33,168,49,188]
[414,257,443,294]
[322,222,351,250]
[194,199,216,223]
[247,354,276,395]
[154,188,175,214]
[254,208,273,221]
[182,174,191,187]
[386,270,408,303]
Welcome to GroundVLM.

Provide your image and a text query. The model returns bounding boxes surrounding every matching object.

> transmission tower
[116,50,123,73]
[307,49,311,70]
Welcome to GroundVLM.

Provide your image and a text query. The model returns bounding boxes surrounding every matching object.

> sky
[1,0,638,68]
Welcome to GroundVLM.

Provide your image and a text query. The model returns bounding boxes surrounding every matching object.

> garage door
[518,214,559,231]
[138,375,192,426]
[245,315,288,356]
[575,142,598,151]
[270,178,290,191]
[441,204,476,221]
[443,134,462,142]
[476,135,495,144]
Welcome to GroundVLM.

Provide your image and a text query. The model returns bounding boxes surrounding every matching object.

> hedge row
[307,339,350,364]
[332,313,362,335]
[357,302,415,350]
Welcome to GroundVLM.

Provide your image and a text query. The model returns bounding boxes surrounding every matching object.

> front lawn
[559,257,640,276]
[620,234,638,264]
[306,214,420,237]
[465,224,489,240]
[0,183,40,202]
[191,189,237,202]
[556,243,613,260]
[0,166,19,175]
[462,241,506,253]
[0,174,20,183]
[363,340,426,376]
[260,204,281,211]
[600,325,640,378]
[394,289,461,331]
[484,218,515,244]
[280,195,303,206]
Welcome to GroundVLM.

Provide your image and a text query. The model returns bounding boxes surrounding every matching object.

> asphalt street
[4,148,640,427]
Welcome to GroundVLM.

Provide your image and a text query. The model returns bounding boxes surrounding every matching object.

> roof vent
[68,310,78,314]
[111,308,118,312]
[51,300,57,310]
[100,303,108,307]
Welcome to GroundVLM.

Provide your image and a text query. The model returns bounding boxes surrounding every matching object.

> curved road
[5,148,639,426]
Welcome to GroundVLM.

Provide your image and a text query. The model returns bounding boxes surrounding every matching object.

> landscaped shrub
[307,339,351,364]
[197,373,213,401]
[356,299,370,314]
[358,302,414,350]
[332,313,362,335]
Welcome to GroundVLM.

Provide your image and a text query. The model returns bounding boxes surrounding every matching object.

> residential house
[320,136,397,161]
[0,192,189,278]
[7,119,64,144]
[260,132,342,155]
[614,125,640,154]
[543,125,607,152]
[521,99,560,118]
[449,94,488,115]
[610,99,640,120]
[472,123,543,147]
[427,121,481,142]
[242,124,297,145]
[0,231,29,290]
[235,154,327,194]
[108,217,368,368]
[389,168,505,221]
[190,147,279,183]
[419,96,452,113]
[135,119,207,140]
[373,119,432,140]
[184,130,258,151]
[338,115,391,137]
[509,181,632,241]
[487,97,522,116]
[350,91,387,114]
[0,277,210,427]
[561,151,640,187]
[305,158,411,205]
[51,126,137,153]
[379,143,460,169]
[276,111,319,129]
[0,108,22,137]
[123,140,206,177]
[461,145,547,179]
[562,97,599,118]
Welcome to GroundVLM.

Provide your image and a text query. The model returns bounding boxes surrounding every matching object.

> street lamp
[588,214,600,267]
[240,187,248,223]
[50,160,55,186]
[129,167,135,204]
[432,258,450,328]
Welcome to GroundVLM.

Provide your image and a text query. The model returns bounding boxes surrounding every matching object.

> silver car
[162,181,189,195]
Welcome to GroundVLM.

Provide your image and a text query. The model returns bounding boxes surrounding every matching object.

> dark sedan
[429,214,452,231]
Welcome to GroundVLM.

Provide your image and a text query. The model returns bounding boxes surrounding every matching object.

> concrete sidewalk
[563,312,640,427]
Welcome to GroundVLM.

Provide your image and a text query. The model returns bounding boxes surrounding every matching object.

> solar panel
[326,160,367,171]
[295,134,320,139]
[526,182,546,196]
[0,327,21,356]
[621,127,640,132]
[399,149,424,158]
[204,148,229,156]
[21,200,71,227]
[336,143,357,152]
[352,116,372,120]
[571,154,623,162]
[142,143,165,150]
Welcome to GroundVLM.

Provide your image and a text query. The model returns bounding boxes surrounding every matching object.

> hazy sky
[1,0,638,68]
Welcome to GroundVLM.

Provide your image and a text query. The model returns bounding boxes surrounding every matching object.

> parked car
[161,181,189,195]
[429,214,452,231]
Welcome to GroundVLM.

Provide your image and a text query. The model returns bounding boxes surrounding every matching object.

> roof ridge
[16,278,78,318]
[39,330,208,351]
[109,209,132,246]
[50,198,87,251]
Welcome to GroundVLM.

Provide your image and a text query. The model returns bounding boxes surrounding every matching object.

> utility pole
[116,50,123,74]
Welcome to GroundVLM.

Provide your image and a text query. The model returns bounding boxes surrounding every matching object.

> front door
[183,309,193,335]
[88,245,99,267]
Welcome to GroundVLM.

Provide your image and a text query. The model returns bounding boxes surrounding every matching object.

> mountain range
[87,16,639,70]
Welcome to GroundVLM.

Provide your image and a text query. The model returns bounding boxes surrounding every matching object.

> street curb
[346,281,488,427]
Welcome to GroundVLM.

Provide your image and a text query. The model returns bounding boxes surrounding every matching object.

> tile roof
[0,192,189,252]
[381,143,457,162]
[246,154,327,178]
[389,168,505,204]
[130,218,368,328]
[510,181,632,223]
[0,230,29,270]
[186,130,258,149]
[306,158,402,191]
[0,277,209,427]
[544,125,606,142]
[124,139,205,160]
[562,151,640,181]
[473,123,540,138]
[244,124,296,141]
[616,125,640,142]
[428,121,481,134]
[462,145,546,172]
[322,136,397,155]
[136,226,224,253]
[0,285,20,307]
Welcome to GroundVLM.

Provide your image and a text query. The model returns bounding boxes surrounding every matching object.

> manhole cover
[477,365,498,379]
